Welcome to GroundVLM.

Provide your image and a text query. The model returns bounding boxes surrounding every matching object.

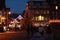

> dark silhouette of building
[0,0,6,10]
[0,0,6,15]
[46,0,60,40]
[25,1,50,21]
[20,0,60,40]
[0,0,6,24]
[46,0,60,19]
[22,0,50,27]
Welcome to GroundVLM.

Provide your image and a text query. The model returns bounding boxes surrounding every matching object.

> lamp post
[6,11,11,27]
[55,5,58,19]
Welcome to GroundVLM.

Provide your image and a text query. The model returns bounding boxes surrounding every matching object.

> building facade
[0,0,6,24]
[23,0,50,27]
[47,0,60,19]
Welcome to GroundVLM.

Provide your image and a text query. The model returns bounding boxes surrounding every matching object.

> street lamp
[8,12,11,15]
[55,6,58,10]
[6,11,11,27]
[55,6,58,19]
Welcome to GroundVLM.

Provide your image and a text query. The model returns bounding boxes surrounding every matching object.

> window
[38,15,44,21]
[47,10,49,14]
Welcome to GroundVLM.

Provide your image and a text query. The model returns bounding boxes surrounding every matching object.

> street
[0,30,55,40]
[0,31,27,40]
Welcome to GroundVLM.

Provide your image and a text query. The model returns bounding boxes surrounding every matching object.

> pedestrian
[38,26,44,36]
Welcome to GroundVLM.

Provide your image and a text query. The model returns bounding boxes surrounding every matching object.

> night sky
[6,0,45,14]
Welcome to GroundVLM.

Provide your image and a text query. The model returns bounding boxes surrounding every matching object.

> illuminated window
[38,15,44,21]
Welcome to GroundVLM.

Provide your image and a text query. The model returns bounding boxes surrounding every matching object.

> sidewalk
[5,31,17,33]
[0,31,23,34]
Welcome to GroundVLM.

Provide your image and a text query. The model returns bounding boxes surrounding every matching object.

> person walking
[38,26,44,36]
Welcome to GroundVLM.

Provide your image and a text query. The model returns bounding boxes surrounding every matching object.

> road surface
[0,30,56,40]
[0,31,27,40]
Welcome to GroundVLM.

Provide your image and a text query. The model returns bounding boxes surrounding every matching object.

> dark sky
[6,0,45,14]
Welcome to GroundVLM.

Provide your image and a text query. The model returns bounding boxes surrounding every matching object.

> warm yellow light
[3,26,6,31]
[55,6,58,10]
[0,16,6,24]
[38,15,44,21]
[1,16,6,19]
[8,12,11,14]
[0,22,2,24]
[17,25,21,28]
[36,17,38,21]
[33,23,40,27]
